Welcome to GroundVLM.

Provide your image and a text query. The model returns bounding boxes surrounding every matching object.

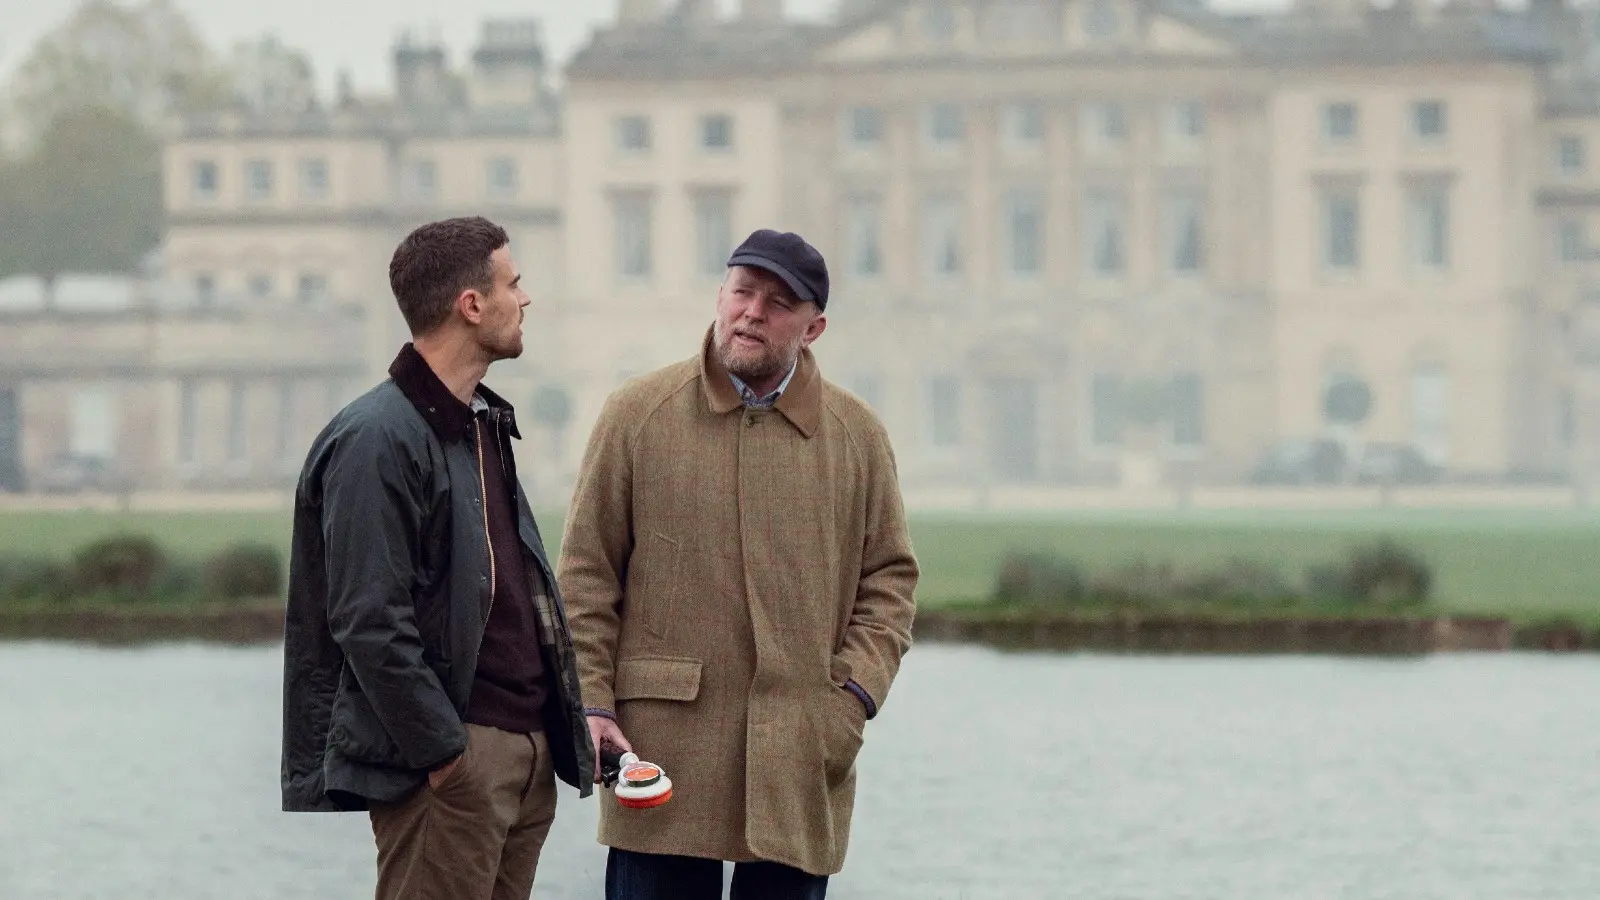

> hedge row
[0,534,282,603]
[993,539,1434,613]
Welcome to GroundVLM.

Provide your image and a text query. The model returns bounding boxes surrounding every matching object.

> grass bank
[2,508,1599,624]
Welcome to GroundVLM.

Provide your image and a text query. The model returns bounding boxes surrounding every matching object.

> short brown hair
[388,217,509,336]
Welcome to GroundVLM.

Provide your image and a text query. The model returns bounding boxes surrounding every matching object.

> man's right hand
[588,714,632,783]
[427,752,463,790]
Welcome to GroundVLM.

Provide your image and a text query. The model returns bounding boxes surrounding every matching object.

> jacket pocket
[329,682,406,767]
[631,531,682,640]
[615,656,703,702]
[818,683,867,784]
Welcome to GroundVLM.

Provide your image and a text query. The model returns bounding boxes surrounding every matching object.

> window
[929,376,962,447]
[1321,187,1361,271]
[1408,182,1450,271]
[701,114,734,151]
[1558,135,1586,175]
[926,103,965,147]
[1323,102,1358,144]
[1412,100,1446,142]
[194,274,216,308]
[1081,102,1128,152]
[277,380,297,462]
[1164,101,1205,152]
[404,159,438,202]
[486,157,518,200]
[1170,374,1204,447]
[228,382,249,465]
[921,193,964,279]
[613,192,654,279]
[1003,101,1046,149]
[850,373,885,411]
[1560,219,1586,263]
[845,196,884,277]
[191,160,219,202]
[297,158,329,201]
[923,2,957,41]
[1561,387,1576,447]
[616,115,652,153]
[1083,0,1122,38]
[1082,189,1127,278]
[693,192,733,277]
[845,107,885,148]
[1003,189,1045,277]
[296,273,329,306]
[248,274,274,300]
[1090,374,1123,448]
[178,380,198,466]
[69,386,115,461]
[245,160,274,202]
[1411,362,1450,464]
[1164,190,1205,275]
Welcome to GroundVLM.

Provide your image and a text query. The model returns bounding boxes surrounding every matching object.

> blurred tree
[5,0,232,144]
[0,106,162,295]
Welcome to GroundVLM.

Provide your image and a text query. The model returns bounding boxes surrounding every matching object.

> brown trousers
[369,724,557,900]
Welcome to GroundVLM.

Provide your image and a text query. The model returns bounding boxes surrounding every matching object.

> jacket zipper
[474,418,497,623]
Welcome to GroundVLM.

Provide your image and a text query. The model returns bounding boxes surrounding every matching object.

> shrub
[1183,558,1303,608]
[993,552,1087,606]
[0,556,71,602]
[1306,540,1433,611]
[70,534,170,600]
[1085,558,1301,611]
[1088,560,1182,610]
[1342,540,1432,609]
[200,542,284,600]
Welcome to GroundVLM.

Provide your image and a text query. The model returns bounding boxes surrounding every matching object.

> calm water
[1,642,1596,899]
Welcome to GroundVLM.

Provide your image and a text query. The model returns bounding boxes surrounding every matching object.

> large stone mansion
[7,0,1600,502]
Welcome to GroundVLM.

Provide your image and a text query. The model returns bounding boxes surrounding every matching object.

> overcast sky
[0,0,842,96]
[0,0,1309,99]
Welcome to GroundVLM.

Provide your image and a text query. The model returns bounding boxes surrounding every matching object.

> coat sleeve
[835,427,919,719]
[321,423,465,770]
[557,392,636,716]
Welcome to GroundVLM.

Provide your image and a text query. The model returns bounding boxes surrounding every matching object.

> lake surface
[1,642,1596,899]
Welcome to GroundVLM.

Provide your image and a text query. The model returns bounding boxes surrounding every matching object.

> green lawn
[2,507,1598,620]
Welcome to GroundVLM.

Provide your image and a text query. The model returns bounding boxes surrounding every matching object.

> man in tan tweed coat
[557,229,918,900]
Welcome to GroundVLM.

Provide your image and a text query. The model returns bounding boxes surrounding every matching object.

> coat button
[746,416,756,428]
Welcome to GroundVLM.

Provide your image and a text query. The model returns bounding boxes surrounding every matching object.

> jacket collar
[388,343,522,442]
[698,325,821,439]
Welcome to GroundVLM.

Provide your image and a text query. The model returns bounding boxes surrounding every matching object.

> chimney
[469,19,547,109]
[742,0,785,24]
[618,0,663,25]
[394,36,453,111]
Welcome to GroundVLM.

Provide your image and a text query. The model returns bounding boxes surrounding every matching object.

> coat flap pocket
[615,656,703,702]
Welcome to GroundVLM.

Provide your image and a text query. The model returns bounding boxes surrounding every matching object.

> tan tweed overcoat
[557,327,919,876]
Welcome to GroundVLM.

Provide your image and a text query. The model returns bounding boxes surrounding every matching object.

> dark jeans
[605,848,829,900]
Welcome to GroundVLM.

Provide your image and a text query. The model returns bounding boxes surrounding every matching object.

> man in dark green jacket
[281,216,594,900]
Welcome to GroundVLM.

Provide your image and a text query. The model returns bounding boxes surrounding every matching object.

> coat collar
[388,343,522,442]
[698,325,821,439]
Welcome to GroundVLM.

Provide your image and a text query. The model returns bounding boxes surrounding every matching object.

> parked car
[1248,438,1347,485]
[33,455,120,494]
[1352,442,1441,485]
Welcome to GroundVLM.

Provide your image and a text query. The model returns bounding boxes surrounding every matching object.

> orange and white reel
[601,748,673,809]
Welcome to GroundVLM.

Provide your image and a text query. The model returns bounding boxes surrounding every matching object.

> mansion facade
[9,1,1600,499]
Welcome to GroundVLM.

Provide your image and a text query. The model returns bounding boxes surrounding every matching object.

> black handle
[599,746,625,787]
